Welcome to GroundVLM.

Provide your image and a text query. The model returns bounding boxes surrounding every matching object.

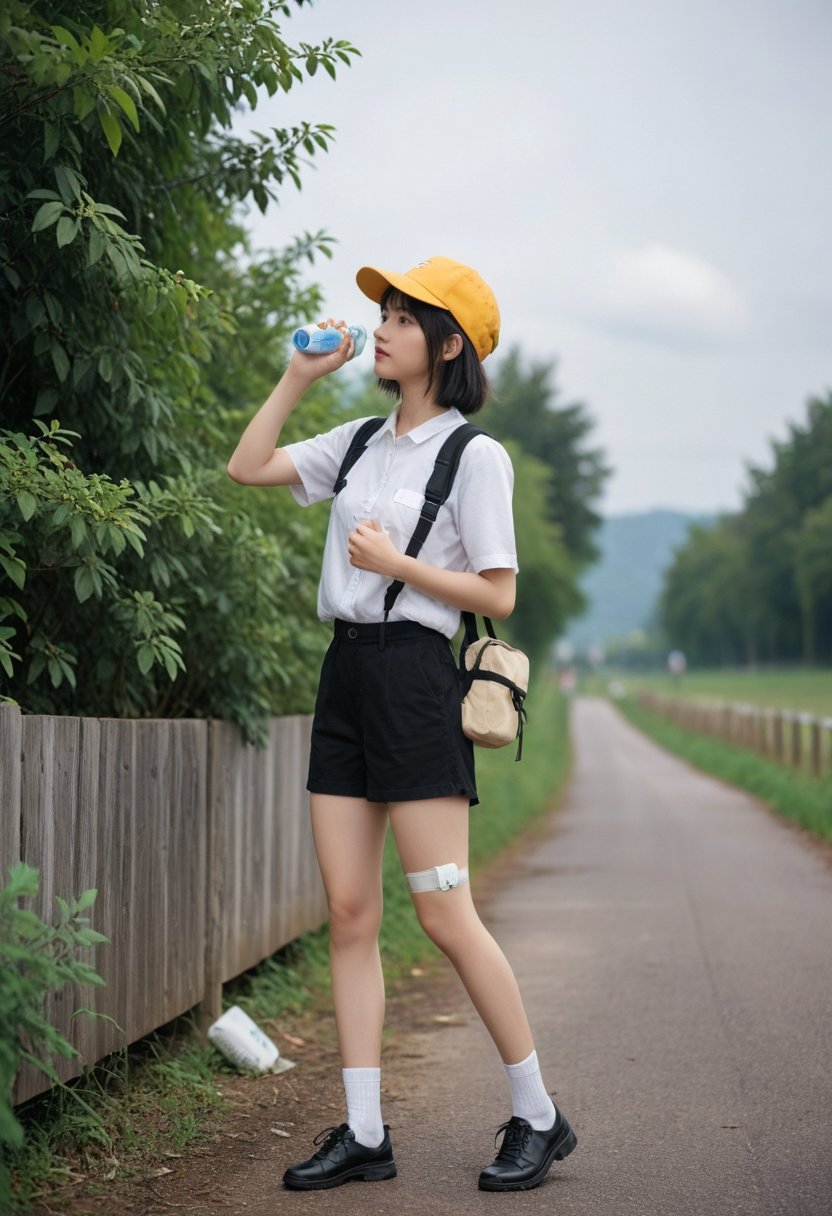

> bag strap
[380,423,487,643]
[460,610,495,653]
[332,417,385,494]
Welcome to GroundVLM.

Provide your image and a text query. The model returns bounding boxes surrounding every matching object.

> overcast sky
[235,0,832,515]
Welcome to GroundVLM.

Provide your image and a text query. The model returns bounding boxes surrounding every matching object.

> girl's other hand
[347,519,402,579]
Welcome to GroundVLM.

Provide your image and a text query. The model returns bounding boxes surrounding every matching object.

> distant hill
[565,509,717,650]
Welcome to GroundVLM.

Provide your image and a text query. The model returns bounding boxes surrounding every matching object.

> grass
[616,694,832,841]
[3,1021,230,1213]
[4,675,571,1212]
[614,665,832,717]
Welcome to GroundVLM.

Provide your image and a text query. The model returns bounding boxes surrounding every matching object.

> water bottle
[207,1005,279,1072]
[291,323,367,357]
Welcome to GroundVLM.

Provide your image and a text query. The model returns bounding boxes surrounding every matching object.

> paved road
[140,695,832,1216]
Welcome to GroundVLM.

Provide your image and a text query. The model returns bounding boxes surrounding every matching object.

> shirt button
[347,627,358,639]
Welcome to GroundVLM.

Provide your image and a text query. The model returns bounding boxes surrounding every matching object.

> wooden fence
[0,704,327,1105]
[637,691,832,778]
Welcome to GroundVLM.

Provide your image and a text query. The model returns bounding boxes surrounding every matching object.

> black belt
[334,618,445,646]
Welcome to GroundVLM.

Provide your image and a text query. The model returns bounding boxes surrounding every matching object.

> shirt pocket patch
[393,487,425,511]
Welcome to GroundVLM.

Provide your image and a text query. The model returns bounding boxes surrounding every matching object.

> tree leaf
[16,492,37,522]
[136,74,166,114]
[0,556,26,589]
[54,164,83,204]
[43,121,60,161]
[98,109,122,157]
[87,225,105,266]
[56,216,80,248]
[73,86,96,121]
[73,566,95,603]
[107,86,140,132]
[75,928,109,946]
[50,25,80,51]
[74,888,98,913]
[34,387,60,417]
[70,516,87,549]
[88,25,112,64]
[137,643,154,674]
[51,342,70,382]
[32,201,65,232]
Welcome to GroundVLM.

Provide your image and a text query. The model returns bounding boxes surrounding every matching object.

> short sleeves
[283,416,379,507]
[453,436,518,573]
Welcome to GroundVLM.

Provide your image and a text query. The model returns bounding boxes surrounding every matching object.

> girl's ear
[441,332,464,362]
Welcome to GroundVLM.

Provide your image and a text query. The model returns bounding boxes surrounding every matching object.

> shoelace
[493,1118,533,1156]
[312,1125,350,1155]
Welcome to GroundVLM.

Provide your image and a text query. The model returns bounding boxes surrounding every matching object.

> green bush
[0,2,360,734]
[0,864,108,1153]
[0,859,110,1216]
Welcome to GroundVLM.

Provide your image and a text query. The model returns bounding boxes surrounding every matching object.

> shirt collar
[375,406,464,445]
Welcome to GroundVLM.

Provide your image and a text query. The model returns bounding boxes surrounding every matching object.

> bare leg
[310,794,388,1066]
[388,796,535,1064]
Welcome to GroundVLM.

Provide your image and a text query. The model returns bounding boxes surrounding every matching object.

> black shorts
[307,619,478,806]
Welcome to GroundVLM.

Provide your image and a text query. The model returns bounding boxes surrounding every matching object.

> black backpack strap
[380,424,488,643]
[332,417,385,494]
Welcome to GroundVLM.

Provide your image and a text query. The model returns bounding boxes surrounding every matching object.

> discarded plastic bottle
[291,323,367,357]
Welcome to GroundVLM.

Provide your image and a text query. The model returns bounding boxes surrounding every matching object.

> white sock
[503,1050,557,1130]
[342,1067,384,1148]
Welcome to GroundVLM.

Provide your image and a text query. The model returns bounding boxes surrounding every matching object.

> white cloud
[596,244,749,345]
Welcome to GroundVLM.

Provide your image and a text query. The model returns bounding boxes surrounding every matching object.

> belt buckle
[435,863,459,891]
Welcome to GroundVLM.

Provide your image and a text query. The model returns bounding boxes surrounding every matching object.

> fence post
[798,712,814,775]
[809,718,821,778]
[200,719,224,1033]
[789,713,801,769]
[754,707,767,755]
[823,719,832,779]
[758,708,770,757]
[0,704,22,878]
[773,711,784,761]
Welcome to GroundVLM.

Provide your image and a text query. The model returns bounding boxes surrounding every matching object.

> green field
[604,667,832,718]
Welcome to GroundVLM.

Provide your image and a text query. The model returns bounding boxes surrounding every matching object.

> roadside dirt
[46,965,467,1215]
[34,813,556,1216]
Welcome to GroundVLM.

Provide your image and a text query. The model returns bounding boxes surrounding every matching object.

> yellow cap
[356,256,500,361]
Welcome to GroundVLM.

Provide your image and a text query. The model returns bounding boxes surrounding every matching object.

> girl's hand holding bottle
[227,316,358,485]
[288,318,364,385]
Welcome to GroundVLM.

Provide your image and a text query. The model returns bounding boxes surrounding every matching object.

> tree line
[1,1,607,739]
[660,391,832,666]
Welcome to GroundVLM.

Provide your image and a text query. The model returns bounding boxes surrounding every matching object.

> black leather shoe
[478,1110,577,1191]
[282,1123,396,1190]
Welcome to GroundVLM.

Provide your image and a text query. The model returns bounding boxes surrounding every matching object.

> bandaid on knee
[406,862,469,894]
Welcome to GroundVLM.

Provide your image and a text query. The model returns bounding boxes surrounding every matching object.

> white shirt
[283,407,517,638]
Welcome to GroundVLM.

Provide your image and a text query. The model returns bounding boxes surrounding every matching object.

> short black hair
[376,287,489,415]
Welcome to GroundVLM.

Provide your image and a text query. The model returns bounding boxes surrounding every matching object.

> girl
[227,256,576,1191]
